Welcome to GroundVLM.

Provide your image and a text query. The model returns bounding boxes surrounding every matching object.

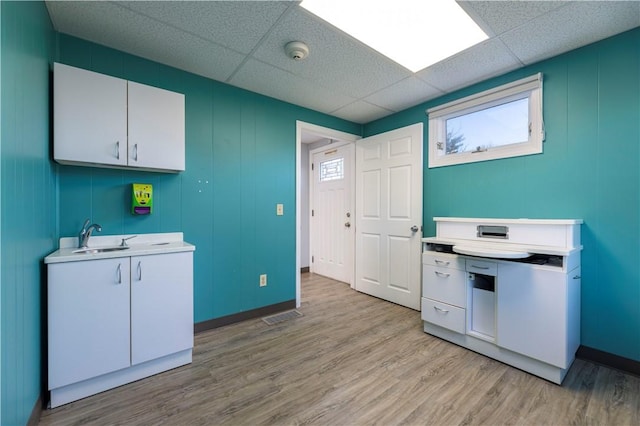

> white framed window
[319,157,344,182]
[427,73,544,168]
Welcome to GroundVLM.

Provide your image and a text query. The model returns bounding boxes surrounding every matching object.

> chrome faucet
[78,219,102,248]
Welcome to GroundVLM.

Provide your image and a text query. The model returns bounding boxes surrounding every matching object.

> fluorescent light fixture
[300,0,488,72]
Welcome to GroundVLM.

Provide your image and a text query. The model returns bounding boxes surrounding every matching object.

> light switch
[276,203,284,216]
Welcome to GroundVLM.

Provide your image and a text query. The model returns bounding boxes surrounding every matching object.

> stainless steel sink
[72,246,131,254]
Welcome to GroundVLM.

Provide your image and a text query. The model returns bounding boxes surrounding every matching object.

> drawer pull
[573,275,581,280]
[470,264,490,270]
[434,306,449,314]
[435,259,450,266]
[434,271,450,278]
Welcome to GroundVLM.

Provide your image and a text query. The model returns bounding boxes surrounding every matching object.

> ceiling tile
[229,58,356,115]
[331,101,394,124]
[250,7,412,99]
[115,1,293,54]
[364,77,444,113]
[46,1,246,81]
[460,0,568,36]
[500,1,640,65]
[417,37,522,94]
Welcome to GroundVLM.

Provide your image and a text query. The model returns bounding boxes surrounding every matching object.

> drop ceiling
[45,1,640,124]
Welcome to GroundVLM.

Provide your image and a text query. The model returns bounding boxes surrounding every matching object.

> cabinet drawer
[466,258,497,275]
[422,252,464,270]
[422,265,466,307]
[421,298,465,334]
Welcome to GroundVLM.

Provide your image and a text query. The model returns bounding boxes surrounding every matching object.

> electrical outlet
[276,203,284,216]
[259,274,267,287]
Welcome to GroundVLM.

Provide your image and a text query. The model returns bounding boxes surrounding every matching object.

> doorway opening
[296,121,360,307]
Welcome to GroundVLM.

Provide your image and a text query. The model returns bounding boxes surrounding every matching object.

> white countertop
[433,217,583,225]
[45,232,195,264]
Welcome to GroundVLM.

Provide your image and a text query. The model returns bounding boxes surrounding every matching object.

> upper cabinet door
[54,63,128,166]
[128,81,185,171]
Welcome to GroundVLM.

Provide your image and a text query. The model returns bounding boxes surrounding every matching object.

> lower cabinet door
[131,252,194,365]
[48,258,131,389]
[496,263,569,368]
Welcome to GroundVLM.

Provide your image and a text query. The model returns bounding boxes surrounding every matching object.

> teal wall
[54,34,361,323]
[1,1,56,425]
[365,28,640,361]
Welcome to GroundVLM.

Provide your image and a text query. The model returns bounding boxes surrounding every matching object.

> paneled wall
[364,28,640,361]
[54,34,361,322]
[1,1,56,425]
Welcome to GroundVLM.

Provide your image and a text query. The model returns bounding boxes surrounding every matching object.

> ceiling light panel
[301,0,488,72]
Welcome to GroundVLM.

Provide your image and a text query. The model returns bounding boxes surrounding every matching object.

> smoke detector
[285,41,309,61]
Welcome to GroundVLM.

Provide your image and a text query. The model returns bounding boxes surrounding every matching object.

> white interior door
[310,144,354,284]
[355,123,423,310]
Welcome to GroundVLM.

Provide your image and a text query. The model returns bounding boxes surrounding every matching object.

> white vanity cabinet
[54,62,185,172]
[46,238,194,408]
[421,217,582,384]
[48,258,131,389]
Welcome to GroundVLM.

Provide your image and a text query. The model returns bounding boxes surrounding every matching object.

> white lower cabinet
[497,263,581,369]
[421,248,581,384]
[131,253,193,365]
[48,258,131,389]
[48,252,193,407]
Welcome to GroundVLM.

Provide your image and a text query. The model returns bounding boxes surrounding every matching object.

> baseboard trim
[27,395,42,426]
[194,300,297,333]
[300,266,310,273]
[576,345,640,377]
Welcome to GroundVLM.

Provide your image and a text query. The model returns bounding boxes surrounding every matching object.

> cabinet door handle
[434,259,450,266]
[137,261,142,281]
[133,143,138,162]
[470,264,490,270]
[434,306,449,314]
[434,271,450,278]
[115,141,120,160]
[116,263,122,284]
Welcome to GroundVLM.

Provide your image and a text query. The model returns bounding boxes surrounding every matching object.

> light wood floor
[40,273,639,425]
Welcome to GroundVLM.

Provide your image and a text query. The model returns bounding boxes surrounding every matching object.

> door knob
[410,225,419,232]
[345,222,351,228]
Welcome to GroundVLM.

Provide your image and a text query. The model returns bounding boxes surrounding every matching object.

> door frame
[309,141,356,285]
[296,121,360,307]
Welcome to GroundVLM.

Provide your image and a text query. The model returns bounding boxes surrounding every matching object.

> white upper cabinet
[128,81,185,171]
[54,63,128,167]
[53,63,185,172]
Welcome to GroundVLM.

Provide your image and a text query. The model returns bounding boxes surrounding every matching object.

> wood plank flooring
[40,273,640,425]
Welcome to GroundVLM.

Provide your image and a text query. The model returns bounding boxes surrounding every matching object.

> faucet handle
[81,218,90,232]
[120,235,138,247]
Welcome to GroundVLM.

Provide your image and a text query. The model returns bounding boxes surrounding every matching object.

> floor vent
[262,310,303,325]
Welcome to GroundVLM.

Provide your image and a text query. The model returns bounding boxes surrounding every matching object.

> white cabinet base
[424,322,573,385]
[50,348,191,408]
